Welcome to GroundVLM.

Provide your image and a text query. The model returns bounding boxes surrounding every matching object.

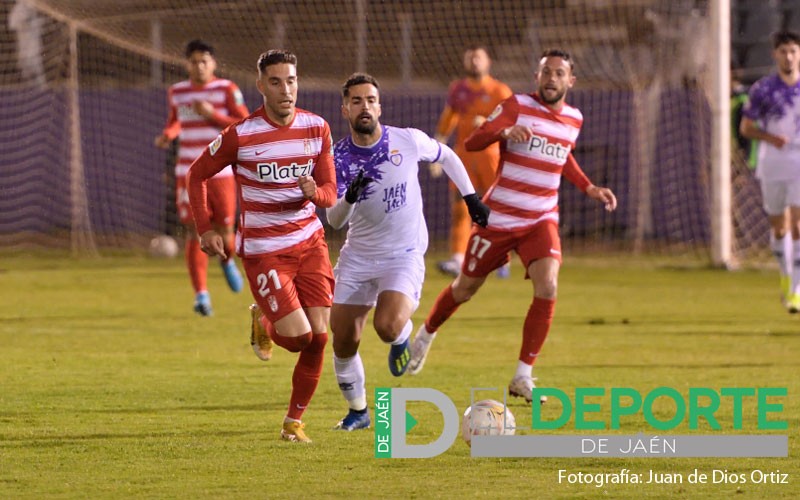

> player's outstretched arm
[428,133,450,178]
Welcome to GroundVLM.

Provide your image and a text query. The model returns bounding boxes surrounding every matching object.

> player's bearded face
[536,57,575,105]
[258,63,298,123]
[344,83,381,135]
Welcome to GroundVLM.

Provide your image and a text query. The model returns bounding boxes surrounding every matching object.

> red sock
[287,332,327,420]
[519,298,555,365]
[185,239,208,293]
[425,285,462,333]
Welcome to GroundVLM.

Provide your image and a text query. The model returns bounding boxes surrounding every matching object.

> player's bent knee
[535,281,558,300]
[332,336,358,357]
[272,332,312,353]
[373,320,401,343]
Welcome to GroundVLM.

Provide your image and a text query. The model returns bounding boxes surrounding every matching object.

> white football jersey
[744,73,800,182]
[333,125,441,257]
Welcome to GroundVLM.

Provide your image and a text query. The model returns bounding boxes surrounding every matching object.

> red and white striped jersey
[465,93,586,231]
[188,106,336,258]
[161,78,249,178]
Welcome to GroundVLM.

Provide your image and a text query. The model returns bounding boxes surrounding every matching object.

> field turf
[0,253,797,498]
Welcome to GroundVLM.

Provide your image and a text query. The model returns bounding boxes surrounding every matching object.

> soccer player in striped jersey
[408,49,617,404]
[188,50,336,443]
[740,31,800,312]
[155,40,249,316]
[326,73,489,431]
[431,46,513,278]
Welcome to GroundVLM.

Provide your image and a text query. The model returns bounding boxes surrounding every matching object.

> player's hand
[154,134,171,149]
[463,193,490,227]
[192,100,215,119]
[500,125,533,143]
[586,185,618,212]
[428,162,444,178]
[345,169,373,203]
[298,175,317,199]
[199,230,226,259]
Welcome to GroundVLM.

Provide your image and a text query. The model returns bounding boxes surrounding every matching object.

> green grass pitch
[0,253,798,498]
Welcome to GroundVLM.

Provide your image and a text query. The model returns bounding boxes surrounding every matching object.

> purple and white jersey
[333,125,441,257]
[743,73,800,181]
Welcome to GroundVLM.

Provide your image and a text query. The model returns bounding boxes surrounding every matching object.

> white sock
[771,233,791,277]
[390,319,413,345]
[333,353,367,411]
[792,240,800,295]
[515,360,533,379]
[452,253,464,265]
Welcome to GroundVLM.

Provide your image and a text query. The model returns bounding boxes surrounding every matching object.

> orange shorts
[177,175,237,227]
[242,231,334,323]
[462,220,562,278]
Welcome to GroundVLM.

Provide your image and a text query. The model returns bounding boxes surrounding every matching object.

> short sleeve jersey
[743,73,800,181]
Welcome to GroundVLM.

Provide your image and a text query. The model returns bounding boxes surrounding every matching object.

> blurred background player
[326,73,489,431]
[431,45,513,277]
[188,50,336,443]
[154,39,248,316]
[741,31,800,313]
[730,62,757,170]
[409,49,617,404]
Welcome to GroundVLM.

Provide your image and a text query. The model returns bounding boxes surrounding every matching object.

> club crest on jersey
[267,295,278,313]
[209,134,222,156]
[528,133,570,161]
[486,104,503,122]
[304,139,311,155]
[390,149,402,166]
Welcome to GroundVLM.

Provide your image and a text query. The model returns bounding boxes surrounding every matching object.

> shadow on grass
[0,402,285,420]
[0,429,254,446]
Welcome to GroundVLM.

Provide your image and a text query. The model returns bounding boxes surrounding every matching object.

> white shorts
[760,179,800,216]
[333,250,425,308]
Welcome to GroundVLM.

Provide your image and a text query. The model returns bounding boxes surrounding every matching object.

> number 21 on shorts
[256,269,282,297]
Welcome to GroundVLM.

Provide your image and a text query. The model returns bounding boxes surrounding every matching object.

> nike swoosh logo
[549,249,561,255]
[296,404,307,410]
[255,149,270,156]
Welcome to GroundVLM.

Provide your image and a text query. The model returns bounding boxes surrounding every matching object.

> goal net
[0,0,769,264]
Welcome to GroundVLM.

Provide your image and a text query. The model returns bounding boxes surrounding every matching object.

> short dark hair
[185,39,214,59]
[342,72,380,98]
[465,44,490,55]
[257,50,298,74]
[772,30,800,49]
[540,48,574,71]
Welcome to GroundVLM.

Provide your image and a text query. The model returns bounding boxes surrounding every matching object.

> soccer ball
[148,234,179,258]
[461,399,515,445]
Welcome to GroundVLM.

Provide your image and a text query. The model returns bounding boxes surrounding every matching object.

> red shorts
[462,220,562,278]
[177,175,237,227]
[242,231,334,323]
